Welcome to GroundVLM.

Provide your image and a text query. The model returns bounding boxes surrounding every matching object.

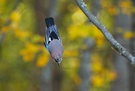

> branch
[74,0,135,65]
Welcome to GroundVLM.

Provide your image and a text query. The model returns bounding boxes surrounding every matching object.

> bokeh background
[1,0,135,91]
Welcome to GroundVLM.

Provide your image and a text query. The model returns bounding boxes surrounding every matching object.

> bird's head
[54,57,62,66]
[50,50,63,66]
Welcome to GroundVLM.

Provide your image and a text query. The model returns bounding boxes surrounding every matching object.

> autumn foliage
[0,0,134,91]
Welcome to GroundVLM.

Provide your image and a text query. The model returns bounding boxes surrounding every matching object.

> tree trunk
[79,38,95,91]
[34,0,62,91]
[34,0,59,35]
[91,0,100,16]
[130,0,135,91]
[40,60,53,91]
[111,2,131,91]
[78,1,100,90]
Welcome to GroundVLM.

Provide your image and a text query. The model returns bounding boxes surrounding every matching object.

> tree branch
[74,0,135,65]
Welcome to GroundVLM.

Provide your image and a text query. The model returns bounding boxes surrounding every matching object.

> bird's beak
[55,58,62,67]
[57,61,61,67]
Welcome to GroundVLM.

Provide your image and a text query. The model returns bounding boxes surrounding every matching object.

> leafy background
[0,0,135,91]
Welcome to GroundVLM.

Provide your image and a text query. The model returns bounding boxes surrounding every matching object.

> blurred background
[0,0,135,91]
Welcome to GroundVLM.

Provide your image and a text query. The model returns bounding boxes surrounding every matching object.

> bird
[44,17,64,66]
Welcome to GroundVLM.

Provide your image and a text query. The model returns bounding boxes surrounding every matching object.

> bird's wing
[44,17,62,47]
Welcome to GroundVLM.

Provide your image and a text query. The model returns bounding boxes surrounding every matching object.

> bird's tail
[45,17,54,28]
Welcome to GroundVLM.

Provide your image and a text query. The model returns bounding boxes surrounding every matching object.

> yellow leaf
[91,26,104,47]
[20,42,39,62]
[68,25,79,40]
[92,62,102,72]
[63,50,78,57]
[20,48,35,62]
[107,6,118,15]
[119,1,132,15]
[91,75,104,87]
[36,53,49,67]
[96,37,104,47]
[119,1,132,8]
[72,9,87,25]
[68,24,91,40]
[107,71,116,81]
[10,10,21,23]
[91,54,103,72]
[32,35,44,43]
[124,31,134,39]
[14,29,30,39]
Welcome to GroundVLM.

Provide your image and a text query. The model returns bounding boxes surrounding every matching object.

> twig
[74,0,135,65]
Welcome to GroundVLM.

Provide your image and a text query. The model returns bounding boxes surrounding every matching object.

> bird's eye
[55,59,59,62]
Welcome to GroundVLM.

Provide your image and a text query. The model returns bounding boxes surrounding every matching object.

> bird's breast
[48,39,64,58]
